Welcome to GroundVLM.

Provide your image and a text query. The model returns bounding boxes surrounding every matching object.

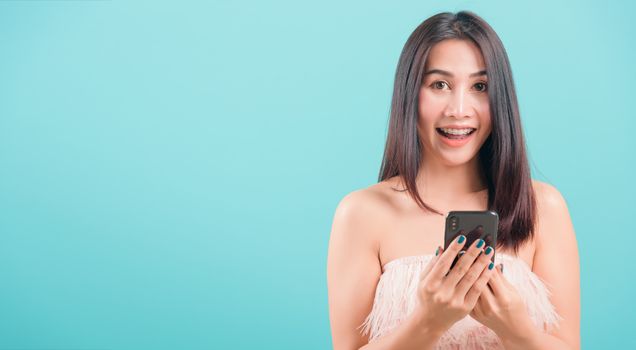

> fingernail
[499,263,504,273]
[457,235,466,244]
[484,246,493,255]
[435,247,440,256]
[476,239,484,248]
[488,262,494,270]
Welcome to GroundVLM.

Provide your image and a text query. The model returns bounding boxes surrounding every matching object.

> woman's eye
[432,81,448,90]
[474,82,487,92]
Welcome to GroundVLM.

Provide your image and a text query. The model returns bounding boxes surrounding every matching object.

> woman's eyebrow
[424,69,487,77]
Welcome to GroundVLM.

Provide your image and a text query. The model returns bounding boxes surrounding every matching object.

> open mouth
[435,128,476,140]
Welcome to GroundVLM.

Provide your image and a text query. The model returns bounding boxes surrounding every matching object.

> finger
[487,264,507,297]
[419,246,443,280]
[436,245,444,257]
[428,234,468,280]
[470,300,481,318]
[454,245,494,297]
[496,264,512,287]
[474,277,497,313]
[464,259,496,307]
[480,276,497,304]
[471,286,488,318]
[443,237,488,288]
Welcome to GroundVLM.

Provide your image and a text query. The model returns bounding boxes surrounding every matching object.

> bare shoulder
[530,179,580,348]
[532,179,570,214]
[331,180,397,248]
[327,179,399,349]
[337,179,397,212]
[531,180,575,239]
[531,179,577,256]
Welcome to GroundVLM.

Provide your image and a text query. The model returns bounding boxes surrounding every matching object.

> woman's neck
[415,155,488,202]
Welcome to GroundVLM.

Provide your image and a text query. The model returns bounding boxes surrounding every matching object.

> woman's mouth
[435,127,476,147]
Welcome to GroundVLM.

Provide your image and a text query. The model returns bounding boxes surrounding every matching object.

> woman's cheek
[420,92,445,115]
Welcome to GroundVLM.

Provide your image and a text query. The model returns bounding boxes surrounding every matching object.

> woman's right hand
[412,234,496,334]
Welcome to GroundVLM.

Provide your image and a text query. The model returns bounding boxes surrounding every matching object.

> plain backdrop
[0,0,633,349]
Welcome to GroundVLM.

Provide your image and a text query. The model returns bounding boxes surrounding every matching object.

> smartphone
[443,210,499,270]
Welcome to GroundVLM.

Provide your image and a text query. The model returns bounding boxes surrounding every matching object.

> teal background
[0,0,633,349]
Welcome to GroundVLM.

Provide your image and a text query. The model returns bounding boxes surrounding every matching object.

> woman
[326,11,580,350]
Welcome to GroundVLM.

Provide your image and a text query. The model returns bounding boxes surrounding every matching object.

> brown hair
[378,11,536,253]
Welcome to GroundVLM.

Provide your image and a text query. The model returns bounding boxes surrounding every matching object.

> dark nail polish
[435,247,440,256]
[488,262,494,270]
[457,235,465,244]
[476,239,484,248]
[485,246,493,255]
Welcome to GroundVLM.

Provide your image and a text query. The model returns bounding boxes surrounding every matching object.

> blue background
[0,0,633,349]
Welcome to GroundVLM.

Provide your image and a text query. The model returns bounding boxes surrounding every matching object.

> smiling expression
[417,39,492,166]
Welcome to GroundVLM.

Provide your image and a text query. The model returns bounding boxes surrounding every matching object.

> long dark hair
[378,11,536,253]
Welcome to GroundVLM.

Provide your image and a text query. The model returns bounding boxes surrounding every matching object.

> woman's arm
[358,307,444,350]
[327,190,444,350]
[503,181,580,349]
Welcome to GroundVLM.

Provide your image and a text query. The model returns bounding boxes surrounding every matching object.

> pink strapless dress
[359,253,562,349]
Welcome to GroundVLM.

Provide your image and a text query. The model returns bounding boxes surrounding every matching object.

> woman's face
[418,39,492,167]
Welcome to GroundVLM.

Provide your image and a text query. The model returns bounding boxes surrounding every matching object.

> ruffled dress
[359,253,562,349]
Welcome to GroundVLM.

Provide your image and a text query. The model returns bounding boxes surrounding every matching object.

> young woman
[327,11,580,350]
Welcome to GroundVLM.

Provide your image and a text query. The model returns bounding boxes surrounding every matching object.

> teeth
[440,128,474,135]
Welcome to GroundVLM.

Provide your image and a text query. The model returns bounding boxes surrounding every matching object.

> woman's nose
[445,89,471,118]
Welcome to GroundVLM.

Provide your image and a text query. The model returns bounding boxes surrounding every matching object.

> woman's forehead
[425,39,486,75]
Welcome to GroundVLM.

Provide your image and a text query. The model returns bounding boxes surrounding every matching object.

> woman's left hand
[469,264,539,343]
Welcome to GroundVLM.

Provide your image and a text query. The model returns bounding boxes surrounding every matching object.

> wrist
[498,323,541,350]
[409,307,445,339]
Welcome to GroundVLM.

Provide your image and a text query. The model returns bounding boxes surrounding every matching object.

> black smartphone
[443,210,499,270]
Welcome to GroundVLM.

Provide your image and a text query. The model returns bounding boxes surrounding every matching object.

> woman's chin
[436,150,479,167]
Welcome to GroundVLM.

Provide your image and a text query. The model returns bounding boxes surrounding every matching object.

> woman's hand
[469,264,539,344]
[413,234,496,334]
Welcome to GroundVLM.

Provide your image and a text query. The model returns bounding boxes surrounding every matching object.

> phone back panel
[444,210,499,266]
